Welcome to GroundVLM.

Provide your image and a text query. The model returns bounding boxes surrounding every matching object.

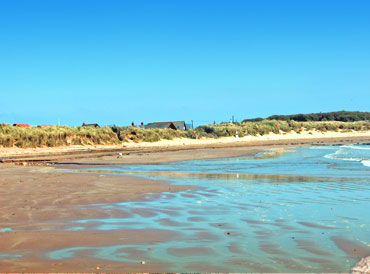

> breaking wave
[362,160,370,167]
[324,145,370,167]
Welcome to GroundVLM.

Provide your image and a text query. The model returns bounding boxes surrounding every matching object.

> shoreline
[0,130,369,164]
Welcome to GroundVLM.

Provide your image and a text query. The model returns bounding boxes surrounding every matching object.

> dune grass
[116,126,198,143]
[0,124,120,148]
[196,120,370,138]
[0,120,369,148]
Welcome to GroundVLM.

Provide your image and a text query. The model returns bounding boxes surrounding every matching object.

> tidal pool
[52,145,370,272]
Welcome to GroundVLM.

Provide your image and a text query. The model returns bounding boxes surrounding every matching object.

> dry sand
[123,129,370,148]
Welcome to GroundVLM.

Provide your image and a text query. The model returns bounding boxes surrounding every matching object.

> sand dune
[0,129,369,158]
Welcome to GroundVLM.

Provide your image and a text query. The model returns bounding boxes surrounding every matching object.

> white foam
[309,146,338,150]
[324,145,370,163]
[324,147,347,160]
[342,145,370,150]
[324,154,363,162]
[361,160,370,167]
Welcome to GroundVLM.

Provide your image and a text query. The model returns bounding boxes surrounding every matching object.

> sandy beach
[0,147,263,272]
[1,130,370,164]
[0,131,370,272]
[0,165,194,272]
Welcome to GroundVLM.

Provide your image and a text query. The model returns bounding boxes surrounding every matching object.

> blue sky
[0,0,369,126]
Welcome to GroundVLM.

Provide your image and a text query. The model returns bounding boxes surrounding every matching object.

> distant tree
[242,117,263,122]
[257,111,370,122]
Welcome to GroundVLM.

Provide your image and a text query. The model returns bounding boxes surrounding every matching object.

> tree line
[243,111,370,122]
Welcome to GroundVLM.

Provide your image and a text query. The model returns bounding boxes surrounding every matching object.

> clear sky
[1,0,369,126]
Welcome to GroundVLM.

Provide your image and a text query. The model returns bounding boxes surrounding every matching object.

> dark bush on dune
[258,111,370,122]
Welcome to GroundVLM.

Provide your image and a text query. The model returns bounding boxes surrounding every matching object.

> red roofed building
[13,124,31,128]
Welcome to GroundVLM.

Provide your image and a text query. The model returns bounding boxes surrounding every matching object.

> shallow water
[53,145,370,272]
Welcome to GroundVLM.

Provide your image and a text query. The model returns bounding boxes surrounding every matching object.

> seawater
[51,145,370,272]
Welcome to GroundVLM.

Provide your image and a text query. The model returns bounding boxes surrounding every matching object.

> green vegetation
[0,124,199,148]
[120,127,199,142]
[244,111,370,122]
[0,124,120,148]
[0,120,369,148]
[196,120,370,138]
[118,127,185,142]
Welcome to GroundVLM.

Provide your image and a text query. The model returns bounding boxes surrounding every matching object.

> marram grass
[0,120,369,148]
[0,125,120,148]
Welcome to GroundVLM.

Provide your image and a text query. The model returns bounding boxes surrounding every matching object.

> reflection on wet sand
[243,218,271,225]
[269,256,313,272]
[147,170,354,182]
[294,239,334,256]
[157,218,190,227]
[259,242,287,255]
[227,242,245,254]
[191,231,220,241]
[299,256,341,271]
[187,216,207,222]
[79,168,354,183]
[225,258,278,273]
[238,148,297,160]
[130,208,158,217]
[298,221,336,230]
[331,236,370,259]
[167,247,215,257]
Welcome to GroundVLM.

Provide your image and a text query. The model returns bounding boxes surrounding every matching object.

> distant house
[144,121,187,130]
[13,124,31,128]
[82,123,100,128]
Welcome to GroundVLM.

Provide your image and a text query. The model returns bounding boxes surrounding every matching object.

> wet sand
[0,229,183,272]
[0,146,263,272]
[0,164,193,272]
[0,165,191,223]
[1,137,369,272]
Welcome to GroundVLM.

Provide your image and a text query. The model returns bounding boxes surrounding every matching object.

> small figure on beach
[235,131,239,139]
[117,152,123,158]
